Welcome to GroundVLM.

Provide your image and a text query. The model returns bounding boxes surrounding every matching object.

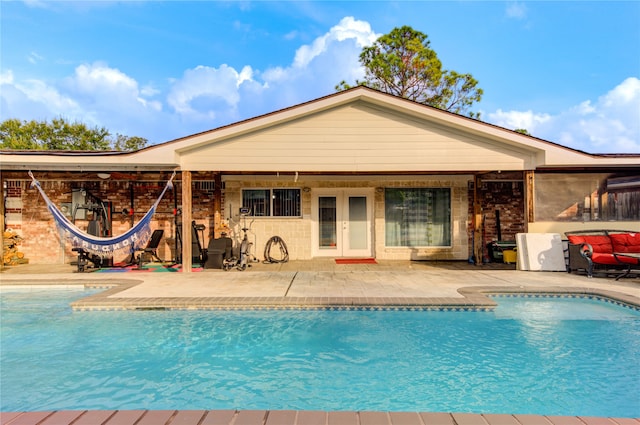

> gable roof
[2,86,638,172]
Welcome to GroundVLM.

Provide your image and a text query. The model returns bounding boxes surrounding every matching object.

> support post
[213,173,222,238]
[181,170,192,273]
[524,170,534,232]
[0,175,4,271]
[473,175,483,266]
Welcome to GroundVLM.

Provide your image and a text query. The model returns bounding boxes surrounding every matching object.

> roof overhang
[0,150,178,172]
[167,87,640,170]
[1,87,638,173]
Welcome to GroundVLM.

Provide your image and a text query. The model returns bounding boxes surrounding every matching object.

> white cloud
[487,77,640,153]
[284,30,298,41]
[167,64,262,120]
[253,16,377,111]
[64,63,163,120]
[0,70,14,85]
[27,51,44,65]
[68,62,160,111]
[21,0,50,9]
[14,16,637,154]
[73,63,137,92]
[488,109,551,131]
[1,62,165,140]
[19,79,80,112]
[292,16,378,69]
[232,20,252,33]
[505,2,527,20]
[140,84,160,97]
[0,70,81,120]
[166,16,377,124]
[1,16,379,142]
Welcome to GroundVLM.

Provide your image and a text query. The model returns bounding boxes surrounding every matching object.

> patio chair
[204,235,233,269]
[134,229,165,267]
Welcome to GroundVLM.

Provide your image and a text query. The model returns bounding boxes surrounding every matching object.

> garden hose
[263,236,289,263]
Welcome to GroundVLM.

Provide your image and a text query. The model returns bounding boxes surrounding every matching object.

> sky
[1,1,639,154]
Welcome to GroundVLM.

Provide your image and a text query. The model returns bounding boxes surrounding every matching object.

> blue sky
[1,1,639,153]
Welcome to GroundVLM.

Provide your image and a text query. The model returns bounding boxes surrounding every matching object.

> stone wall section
[223,180,313,261]
[226,177,471,261]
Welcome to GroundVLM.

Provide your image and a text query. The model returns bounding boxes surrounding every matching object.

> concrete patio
[1,260,639,310]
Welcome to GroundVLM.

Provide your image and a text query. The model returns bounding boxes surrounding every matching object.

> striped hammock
[29,170,176,258]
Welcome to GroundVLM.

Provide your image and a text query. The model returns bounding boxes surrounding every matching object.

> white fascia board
[0,151,178,171]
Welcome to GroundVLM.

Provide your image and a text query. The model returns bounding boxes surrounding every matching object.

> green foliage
[0,118,148,151]
[113,134,148,151]
[514,128,531,135]
[337,26,483,118]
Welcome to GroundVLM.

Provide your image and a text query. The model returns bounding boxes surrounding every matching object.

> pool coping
[2,409,637,425]
[54,283,640,311]
[2,276,638,311]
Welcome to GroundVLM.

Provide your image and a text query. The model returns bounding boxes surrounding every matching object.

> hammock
[29,170,176,258]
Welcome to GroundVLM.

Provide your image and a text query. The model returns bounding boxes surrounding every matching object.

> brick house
[1,87,639,268]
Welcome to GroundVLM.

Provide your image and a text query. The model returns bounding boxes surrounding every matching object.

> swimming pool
[1,289,639,416]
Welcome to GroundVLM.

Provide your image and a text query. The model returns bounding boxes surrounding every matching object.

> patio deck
[2,410,639,425]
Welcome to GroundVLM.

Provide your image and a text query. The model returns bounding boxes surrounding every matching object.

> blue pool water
[1,289,639,416]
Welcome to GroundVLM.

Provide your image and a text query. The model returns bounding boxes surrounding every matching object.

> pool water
[1,289,639,416]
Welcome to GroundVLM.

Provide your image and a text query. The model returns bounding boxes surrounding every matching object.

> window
[242,188,301,217]
[242,189,270,216]
[385,188,451,247]
[535,173,640,221]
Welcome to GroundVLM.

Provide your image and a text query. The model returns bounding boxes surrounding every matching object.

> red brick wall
[4,181,23,230]
[467,175,526,261]
[6,177,217,265]
[26,181,66,263]
[481,181,525,242]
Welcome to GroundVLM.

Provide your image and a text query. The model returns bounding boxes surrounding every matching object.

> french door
[312,189,373,257]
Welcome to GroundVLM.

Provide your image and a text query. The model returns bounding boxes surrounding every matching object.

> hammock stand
[28,170,176,260]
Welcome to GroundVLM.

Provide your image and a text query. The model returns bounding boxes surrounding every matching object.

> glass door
[313,189,373,257]
[346,196,367,253]
[318,196,337,250]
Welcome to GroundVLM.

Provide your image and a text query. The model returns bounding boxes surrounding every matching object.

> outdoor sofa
[565,230,640,279]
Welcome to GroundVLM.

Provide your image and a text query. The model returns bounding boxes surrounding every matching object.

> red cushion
[567,235,613,254]
[609,233,640,254]
[590,252,621,265]
[590,253,638,266]
[615,254,640,265]
[567,235,588,245]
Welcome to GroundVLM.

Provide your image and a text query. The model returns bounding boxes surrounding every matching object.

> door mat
[96,263,203,273]
[335,258,377,265]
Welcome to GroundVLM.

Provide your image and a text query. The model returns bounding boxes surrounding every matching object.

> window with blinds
[242,188,301,217]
